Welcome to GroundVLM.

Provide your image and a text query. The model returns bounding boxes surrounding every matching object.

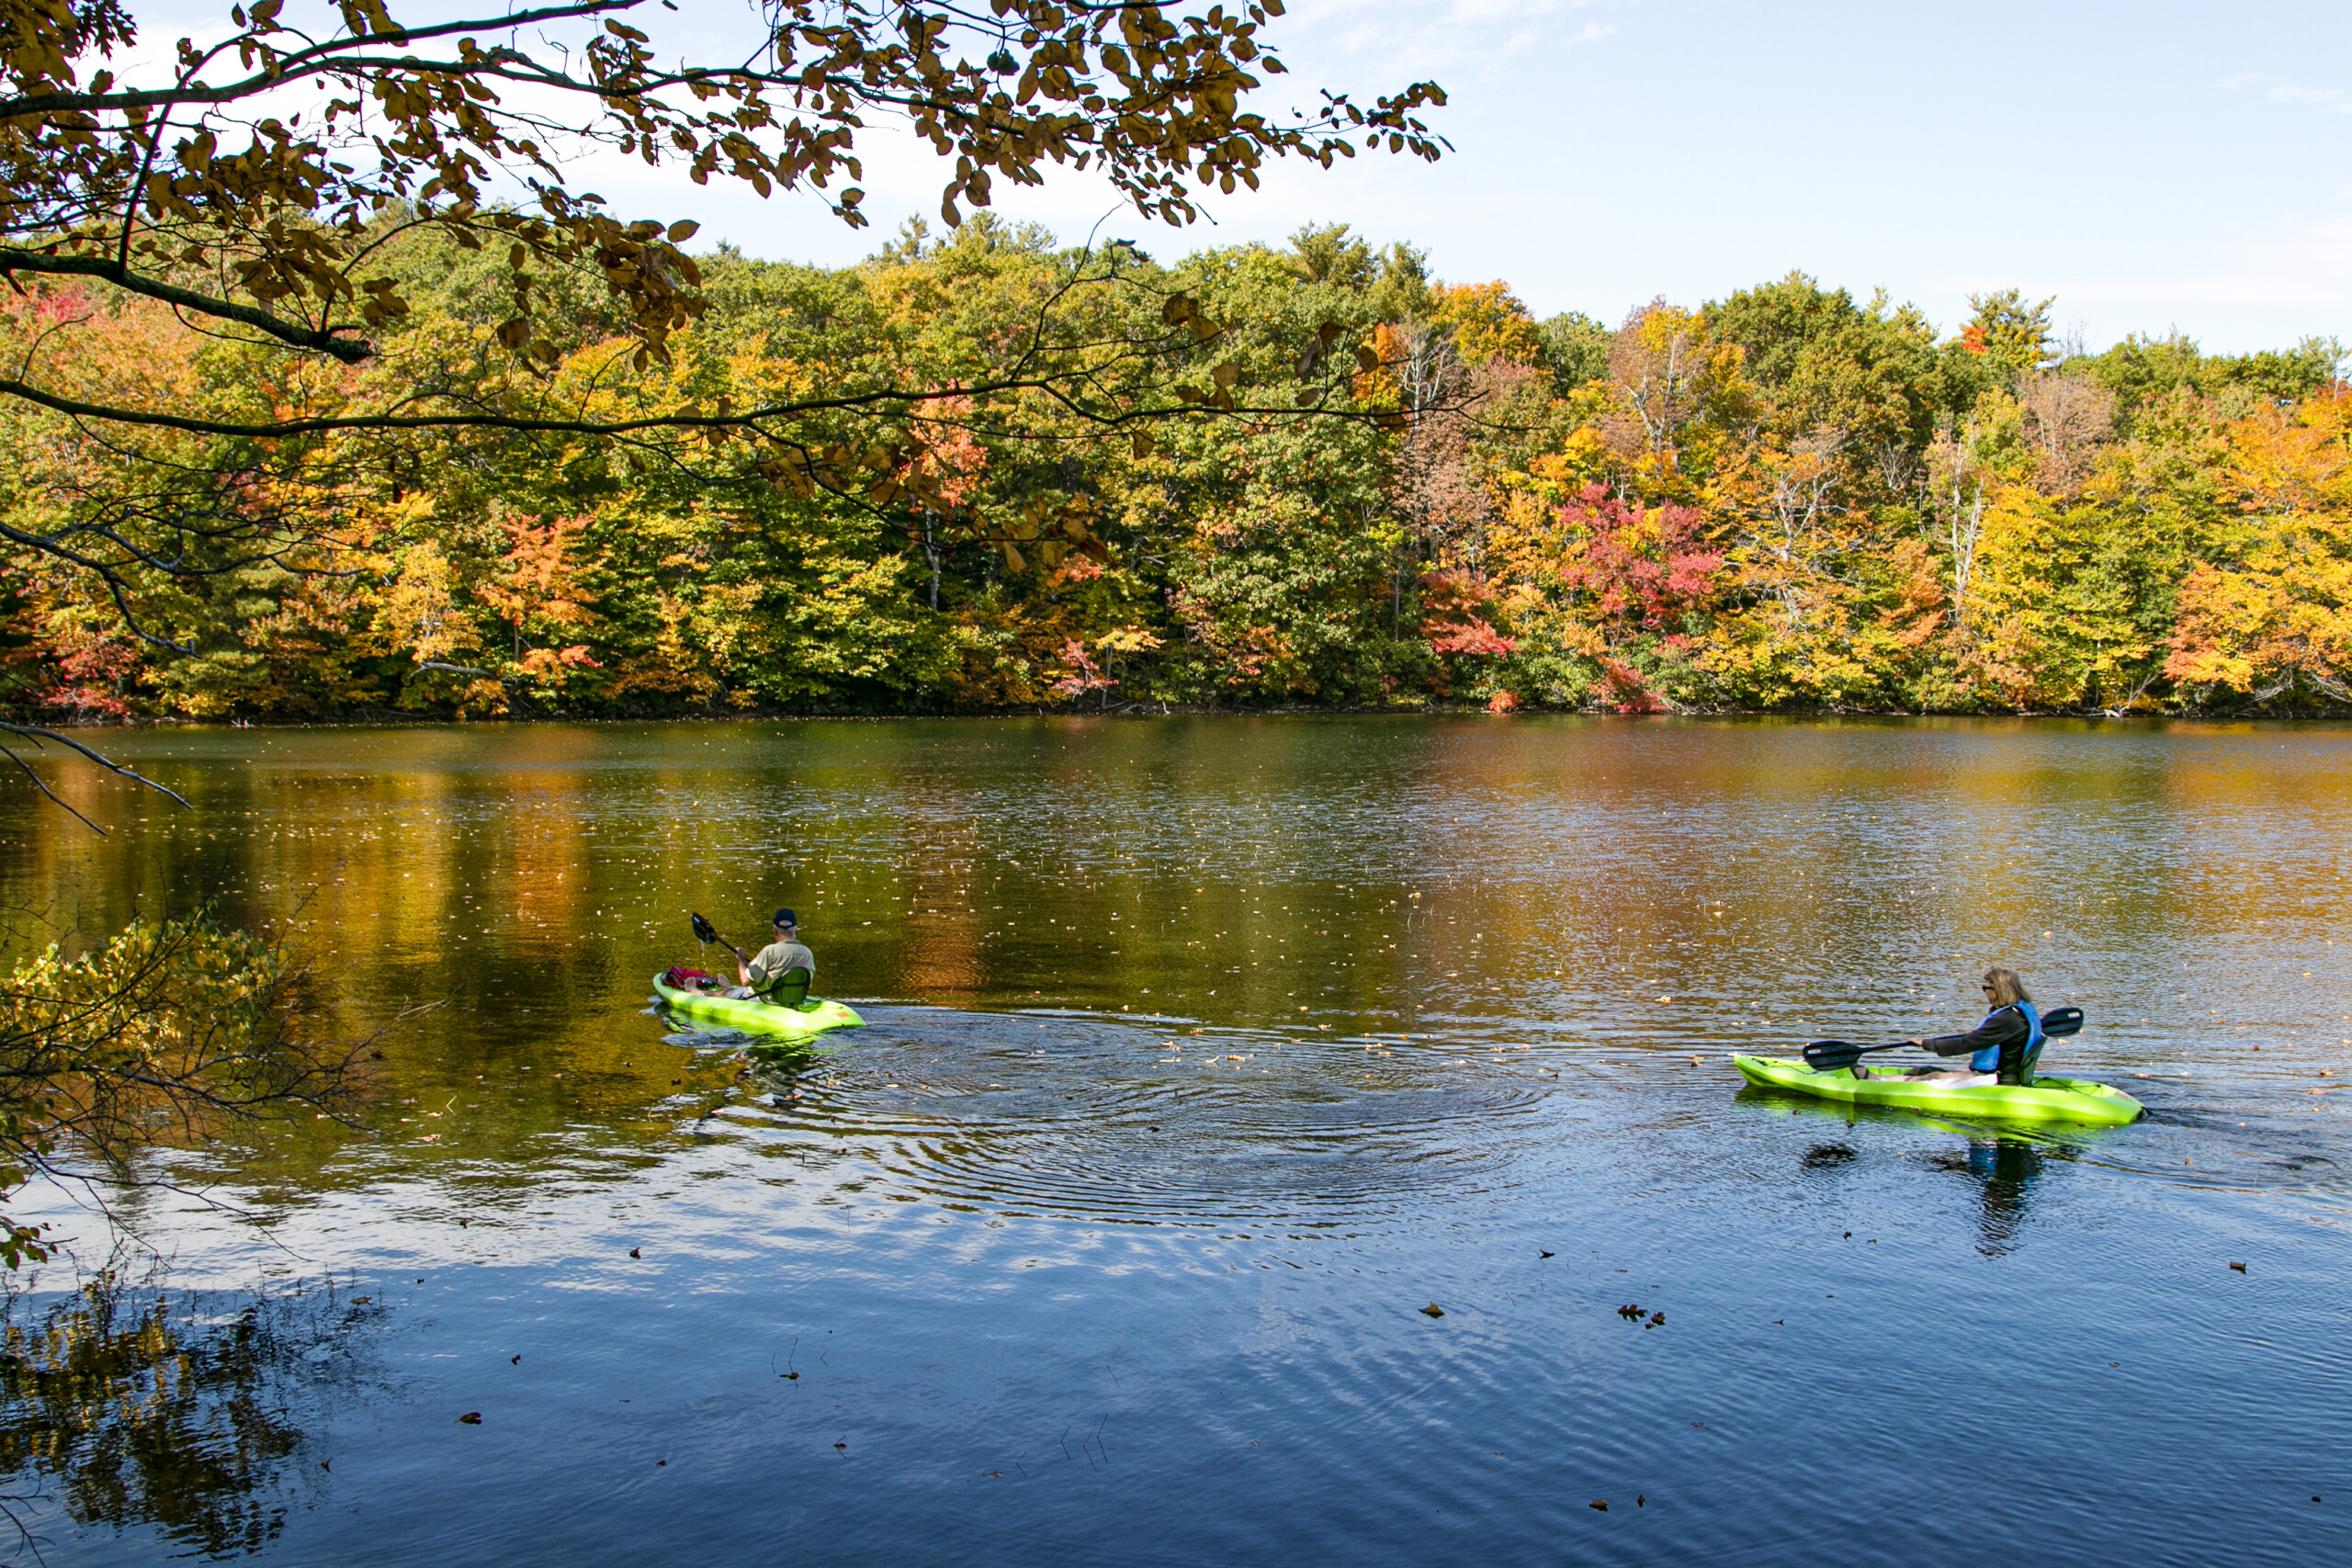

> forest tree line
[6,216,2346,721]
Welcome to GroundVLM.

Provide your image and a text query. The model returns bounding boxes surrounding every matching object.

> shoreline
[17,702,2352,731]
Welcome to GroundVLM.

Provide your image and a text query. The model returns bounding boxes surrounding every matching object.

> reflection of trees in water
[1931,1139,2071,1257]
[1,1269,376,1560]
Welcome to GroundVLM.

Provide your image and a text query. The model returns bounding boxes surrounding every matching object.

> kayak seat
[757,966,813,1010]
[1998,1042,2045,1088]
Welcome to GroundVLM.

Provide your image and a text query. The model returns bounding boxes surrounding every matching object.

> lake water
[4,716,2349,1565]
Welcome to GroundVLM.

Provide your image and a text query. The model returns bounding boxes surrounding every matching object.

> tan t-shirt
[746,939,815,991]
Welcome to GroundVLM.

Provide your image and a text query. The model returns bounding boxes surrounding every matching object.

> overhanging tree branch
[0,246,372,360]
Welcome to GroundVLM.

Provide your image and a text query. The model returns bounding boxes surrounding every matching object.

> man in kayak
[1856,965,2043,1085]
[721,908,815,1002]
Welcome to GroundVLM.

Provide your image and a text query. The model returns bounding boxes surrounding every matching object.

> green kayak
[651,974,865,1043]
[1733,1054,2143,1126]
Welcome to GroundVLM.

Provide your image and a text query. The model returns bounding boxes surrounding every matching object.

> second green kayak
[1733,1054,2144,1125]
[652,974,865,1043]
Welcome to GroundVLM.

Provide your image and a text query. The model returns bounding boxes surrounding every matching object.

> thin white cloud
[2267,85,2342,104]
[1297,0,1625,66]
[1449,0,1604,19]
[2052,211,2352,313]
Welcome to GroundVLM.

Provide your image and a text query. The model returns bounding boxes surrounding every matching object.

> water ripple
[729,1008,1557,1227]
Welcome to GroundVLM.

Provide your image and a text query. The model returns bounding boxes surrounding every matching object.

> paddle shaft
[1804,1008,2083,1071]
[1803,1039,1917,1071]
[691,912,750,969]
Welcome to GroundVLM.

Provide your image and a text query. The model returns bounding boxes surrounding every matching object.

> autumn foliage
[1,231,2344,719]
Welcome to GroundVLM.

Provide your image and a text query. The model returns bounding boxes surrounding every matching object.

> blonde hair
[1983,966,2030,1008]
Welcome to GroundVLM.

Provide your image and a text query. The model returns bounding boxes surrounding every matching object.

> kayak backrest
[759,965,812,1010]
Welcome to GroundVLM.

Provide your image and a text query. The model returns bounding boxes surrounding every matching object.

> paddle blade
[2041,1006,2085,1038]
[1803,1041,1864,1071]
[691,912,720,946]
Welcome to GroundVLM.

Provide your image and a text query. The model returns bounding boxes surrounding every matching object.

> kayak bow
[1733,1054,2143,1125]
[651,973,864,1043]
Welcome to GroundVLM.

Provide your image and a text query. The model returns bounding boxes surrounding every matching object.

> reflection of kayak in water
[651,974,864,1043]
[1733,1054,2143,1125]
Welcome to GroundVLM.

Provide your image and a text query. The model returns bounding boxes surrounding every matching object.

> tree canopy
[0,0,1444,434]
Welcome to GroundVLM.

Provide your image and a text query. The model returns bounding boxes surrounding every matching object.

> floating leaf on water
[511,1354,522,1364]
[1419,1303,1444,1317]
[630,1247,641,1258]
[1539,1250,1555,1258]
[1647,1311,1665,1326]
[834,1442,848,1450]
[784,1371,798,1380]
[457,1412,482,1424]
[1589,1499,1608,1511]
[2229,1260,2247,1272]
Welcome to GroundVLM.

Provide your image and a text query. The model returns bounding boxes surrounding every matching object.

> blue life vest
[1973,1001,2041,1074]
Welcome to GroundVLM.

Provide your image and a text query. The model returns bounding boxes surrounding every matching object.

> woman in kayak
[1856,966,2043,1085]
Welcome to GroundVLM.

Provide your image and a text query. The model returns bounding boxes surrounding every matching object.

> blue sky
[130,1,2352,352]
[722,0,2352,355]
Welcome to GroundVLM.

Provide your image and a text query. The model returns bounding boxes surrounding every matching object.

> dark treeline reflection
[0,1270,377,1559]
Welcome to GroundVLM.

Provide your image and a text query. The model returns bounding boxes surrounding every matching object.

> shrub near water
[0,918,353,1266]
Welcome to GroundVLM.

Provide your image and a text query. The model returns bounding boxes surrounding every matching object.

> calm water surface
[4,716,2349,1565]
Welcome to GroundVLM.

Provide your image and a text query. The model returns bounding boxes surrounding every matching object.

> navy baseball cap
[773,908,798,927]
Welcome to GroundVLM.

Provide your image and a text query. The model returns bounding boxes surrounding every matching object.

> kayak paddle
[1803,1006,2085,1072]
[691,911,742,960]
[1802,1039,1910,1072]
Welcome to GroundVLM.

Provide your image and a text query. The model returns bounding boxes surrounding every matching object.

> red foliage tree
[1555,484,1723,632]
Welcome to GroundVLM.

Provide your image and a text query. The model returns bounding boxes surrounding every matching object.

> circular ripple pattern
[730,1007,1557,1228]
